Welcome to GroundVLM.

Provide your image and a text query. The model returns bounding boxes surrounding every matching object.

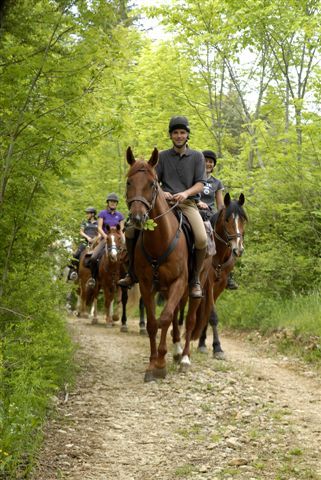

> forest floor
[33,313,321,480]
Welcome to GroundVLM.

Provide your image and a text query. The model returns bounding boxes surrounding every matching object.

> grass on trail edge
[217,290,321,365]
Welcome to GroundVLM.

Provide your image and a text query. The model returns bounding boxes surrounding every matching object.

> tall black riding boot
[117,237,136,288]
[189,247,207,298]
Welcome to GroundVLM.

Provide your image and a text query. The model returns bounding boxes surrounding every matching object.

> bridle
[126,169,158,218]
[213,210,244,248]
[126,170,178,221]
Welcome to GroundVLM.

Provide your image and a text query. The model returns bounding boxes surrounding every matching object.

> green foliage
[0,269,75,478]
[217,291,321,363]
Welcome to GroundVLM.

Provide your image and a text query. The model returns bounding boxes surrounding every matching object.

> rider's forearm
[184,182,204,198]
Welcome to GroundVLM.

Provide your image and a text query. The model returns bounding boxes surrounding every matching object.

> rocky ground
[33,315,321,480]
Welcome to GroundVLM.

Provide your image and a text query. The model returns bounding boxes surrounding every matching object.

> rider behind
[68,206,98,281]
[198,150,238,290]
[119,116,207,299]
[86,193,125,288]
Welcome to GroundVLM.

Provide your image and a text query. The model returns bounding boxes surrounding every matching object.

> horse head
[125,147,159,229]
[216,193,247,257]
[105,224,123,262]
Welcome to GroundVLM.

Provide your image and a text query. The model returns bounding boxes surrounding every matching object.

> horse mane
[127,160,155,178]
[225,200,248,222]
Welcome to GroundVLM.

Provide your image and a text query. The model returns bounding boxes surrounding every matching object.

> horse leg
[172,305,183,363]
[139,296,146,335]
[112,288,120,323]
[155,281,186,376]
[80,288,88,319]
[180,297,201,372]
[91,297,98,324]
[141,293,158,383]
[210,307,226,360]
[120,286,129,332]
[197,324,208,353]
[104,289,113,327]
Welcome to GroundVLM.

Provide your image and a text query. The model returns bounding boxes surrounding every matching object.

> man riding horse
[118,116,207,298]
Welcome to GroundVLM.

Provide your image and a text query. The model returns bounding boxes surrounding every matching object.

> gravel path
[33,315,321,480]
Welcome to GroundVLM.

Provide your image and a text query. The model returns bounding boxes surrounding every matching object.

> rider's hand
[164,191,173,201]
[198,201,209,210]
[172,191,188,203]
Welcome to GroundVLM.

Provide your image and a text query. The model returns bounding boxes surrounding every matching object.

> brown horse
[125,147,212,382]
[97,224,127,327]
[77,247,99,322]
[191,193,247,350]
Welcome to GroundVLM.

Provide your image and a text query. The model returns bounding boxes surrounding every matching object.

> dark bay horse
[191,193,247,354]
[125,147,211,382]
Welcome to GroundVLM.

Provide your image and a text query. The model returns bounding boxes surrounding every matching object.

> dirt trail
[34,316,321,480]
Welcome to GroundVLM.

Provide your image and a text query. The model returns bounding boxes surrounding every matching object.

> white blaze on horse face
[231,214,244,256]
[109,234,118,261]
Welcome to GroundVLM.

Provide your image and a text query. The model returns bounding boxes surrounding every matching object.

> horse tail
[191,277,212,340]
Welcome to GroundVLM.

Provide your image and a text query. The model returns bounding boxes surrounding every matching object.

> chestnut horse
[191,193,247,352]
[125,147,211,382]
[97,224,127,327]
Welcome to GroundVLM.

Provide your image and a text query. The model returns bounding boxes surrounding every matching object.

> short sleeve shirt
[201,176,224,211]
[98,209,124,233]
[80,219,98,244]
[156,147,206,201]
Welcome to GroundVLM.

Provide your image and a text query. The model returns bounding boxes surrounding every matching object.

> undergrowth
[217,289,321,364]
[0,273,76,479]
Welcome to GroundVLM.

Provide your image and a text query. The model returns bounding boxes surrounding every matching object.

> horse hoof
[197,345,208,354]
[153,367,167,379]
[120,325,128,333]
[173,354,182,364]
[213,350,226,360]
[91,318,98,325]
[144,371,156,383]
[139,327,147,336]
[106,322,113,328]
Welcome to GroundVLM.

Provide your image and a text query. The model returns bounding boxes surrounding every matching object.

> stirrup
[118,274,135,288]
[86,277,96,288]
[69,271,78,281]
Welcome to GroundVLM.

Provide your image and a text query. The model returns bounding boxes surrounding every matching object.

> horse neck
[144,194,178,247]
[214,209,232,262]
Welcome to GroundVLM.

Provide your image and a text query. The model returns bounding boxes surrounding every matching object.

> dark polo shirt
[156,147,206,201]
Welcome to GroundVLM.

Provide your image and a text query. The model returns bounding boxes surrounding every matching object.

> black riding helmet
[202,150,217,167]
[168,116,190,134]
[85,206,96,214]
[106,193,119,202]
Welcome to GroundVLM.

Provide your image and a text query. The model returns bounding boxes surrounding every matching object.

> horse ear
[238,193,245,206]
[126,146,135,166]
[224,192,231,207]
[116,223,121,231]
[106,224,111,232]
[148,147,159,167]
